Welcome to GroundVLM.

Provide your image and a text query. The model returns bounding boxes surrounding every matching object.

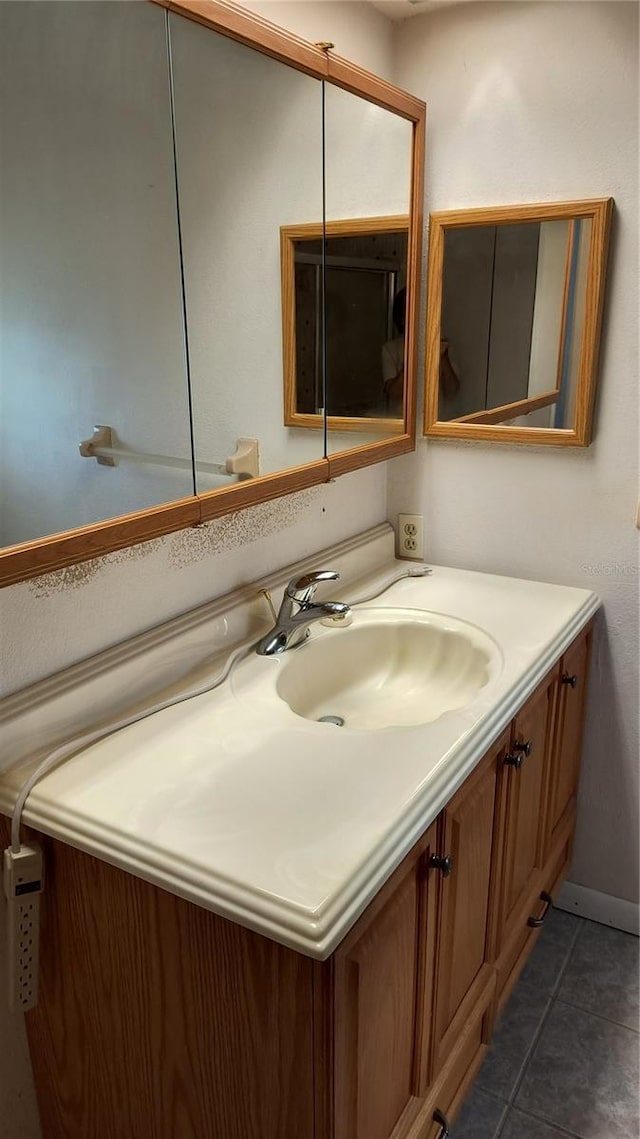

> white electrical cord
[346,563,431,608]
[9,563,431,852]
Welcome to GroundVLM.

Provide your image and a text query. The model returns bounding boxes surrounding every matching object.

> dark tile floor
[453,910,639,1139]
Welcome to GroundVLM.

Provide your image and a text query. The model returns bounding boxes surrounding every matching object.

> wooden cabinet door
[495,674,556,949]
[429,741,502,1078]
[545,626,592,856]
[333,823,438,1139]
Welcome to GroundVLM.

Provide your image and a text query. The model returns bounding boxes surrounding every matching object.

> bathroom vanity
[0,525,596,1139]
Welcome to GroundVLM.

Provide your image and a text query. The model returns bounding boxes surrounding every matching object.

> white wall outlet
[397,513,424,560]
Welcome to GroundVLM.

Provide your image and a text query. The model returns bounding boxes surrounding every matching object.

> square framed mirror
[423,198,613,446]
[281,215,408,435]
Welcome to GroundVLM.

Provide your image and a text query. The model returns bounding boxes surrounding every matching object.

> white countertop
[0,532,599,959]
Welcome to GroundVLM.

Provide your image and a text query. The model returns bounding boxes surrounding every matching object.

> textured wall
[0,467,387,698]
[241,0,394,77]
[389,0,639,906]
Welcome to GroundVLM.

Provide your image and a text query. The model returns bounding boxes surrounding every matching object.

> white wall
[0,6,395,1134]
[389,0,639,908]
[241,0,394,78]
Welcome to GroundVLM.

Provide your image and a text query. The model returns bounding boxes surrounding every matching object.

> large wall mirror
[0,0,425,586]
[424,200,612,446]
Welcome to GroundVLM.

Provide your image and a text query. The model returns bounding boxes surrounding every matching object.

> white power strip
[3,844,43,1012]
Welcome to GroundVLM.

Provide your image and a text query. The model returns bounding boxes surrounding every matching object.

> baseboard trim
[555,881,639,936]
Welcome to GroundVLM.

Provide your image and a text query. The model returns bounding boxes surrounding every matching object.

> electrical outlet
[398,513,424,560]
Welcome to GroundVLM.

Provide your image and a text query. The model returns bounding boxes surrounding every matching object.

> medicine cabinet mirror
[0,0,425,587]
[423,199,612,446]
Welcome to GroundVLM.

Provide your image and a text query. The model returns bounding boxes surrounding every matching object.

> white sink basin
[276,607,501,731]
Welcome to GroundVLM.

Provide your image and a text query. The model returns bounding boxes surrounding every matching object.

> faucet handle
[286,569,340,605]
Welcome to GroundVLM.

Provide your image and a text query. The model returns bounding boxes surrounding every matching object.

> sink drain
[317,714,345,727]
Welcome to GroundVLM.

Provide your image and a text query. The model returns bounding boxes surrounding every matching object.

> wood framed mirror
[423,199,613,446]
[281,215,408,435]
[0,0,425,587]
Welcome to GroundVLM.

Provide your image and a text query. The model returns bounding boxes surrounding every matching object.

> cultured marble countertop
[0,551,599,959]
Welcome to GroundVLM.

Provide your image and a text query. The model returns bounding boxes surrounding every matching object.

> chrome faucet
[256,570,350,656]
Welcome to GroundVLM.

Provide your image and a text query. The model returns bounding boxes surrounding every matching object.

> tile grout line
[512,917,584,1095]
[491,995,557,1139]
[552,917,640,1034]
[492,918,587,1139]
[497,1098,511,1138]
[504,1103,585,1139]
[491,990,557,1139]
[552,994,640,1034]
[465,1089,510,1139]
[493,1098,510,1139]
[549,914,585,998]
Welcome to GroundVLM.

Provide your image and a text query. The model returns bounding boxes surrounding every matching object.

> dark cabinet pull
[513,739,532,757]
[562,673,578,688]
[528,890,553,928]
[504,753,522,769]
[433,1108,450,1138]
[430,854,454,877]
[505,739,532,768]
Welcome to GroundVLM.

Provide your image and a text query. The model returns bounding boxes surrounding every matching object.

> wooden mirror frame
[0,0,425,587]
[423,198,613,447]
[281,215,409,436]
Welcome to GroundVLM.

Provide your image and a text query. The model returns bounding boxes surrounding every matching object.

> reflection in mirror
[281,217,408,432]
[323,84,413,451]
[0,2,194,548]
[169,14,324,490]
[439,218,592,428]
[424,200,613,445]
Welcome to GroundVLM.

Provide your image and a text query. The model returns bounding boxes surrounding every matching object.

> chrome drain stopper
[317,714,345,727]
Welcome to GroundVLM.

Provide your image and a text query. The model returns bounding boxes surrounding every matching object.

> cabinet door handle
[504,752,523,769]
[528,890,553,928]
[562,673,578,688]
[433,1109,450,1138]
[430,854,454,877]
[513,739,532,756]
